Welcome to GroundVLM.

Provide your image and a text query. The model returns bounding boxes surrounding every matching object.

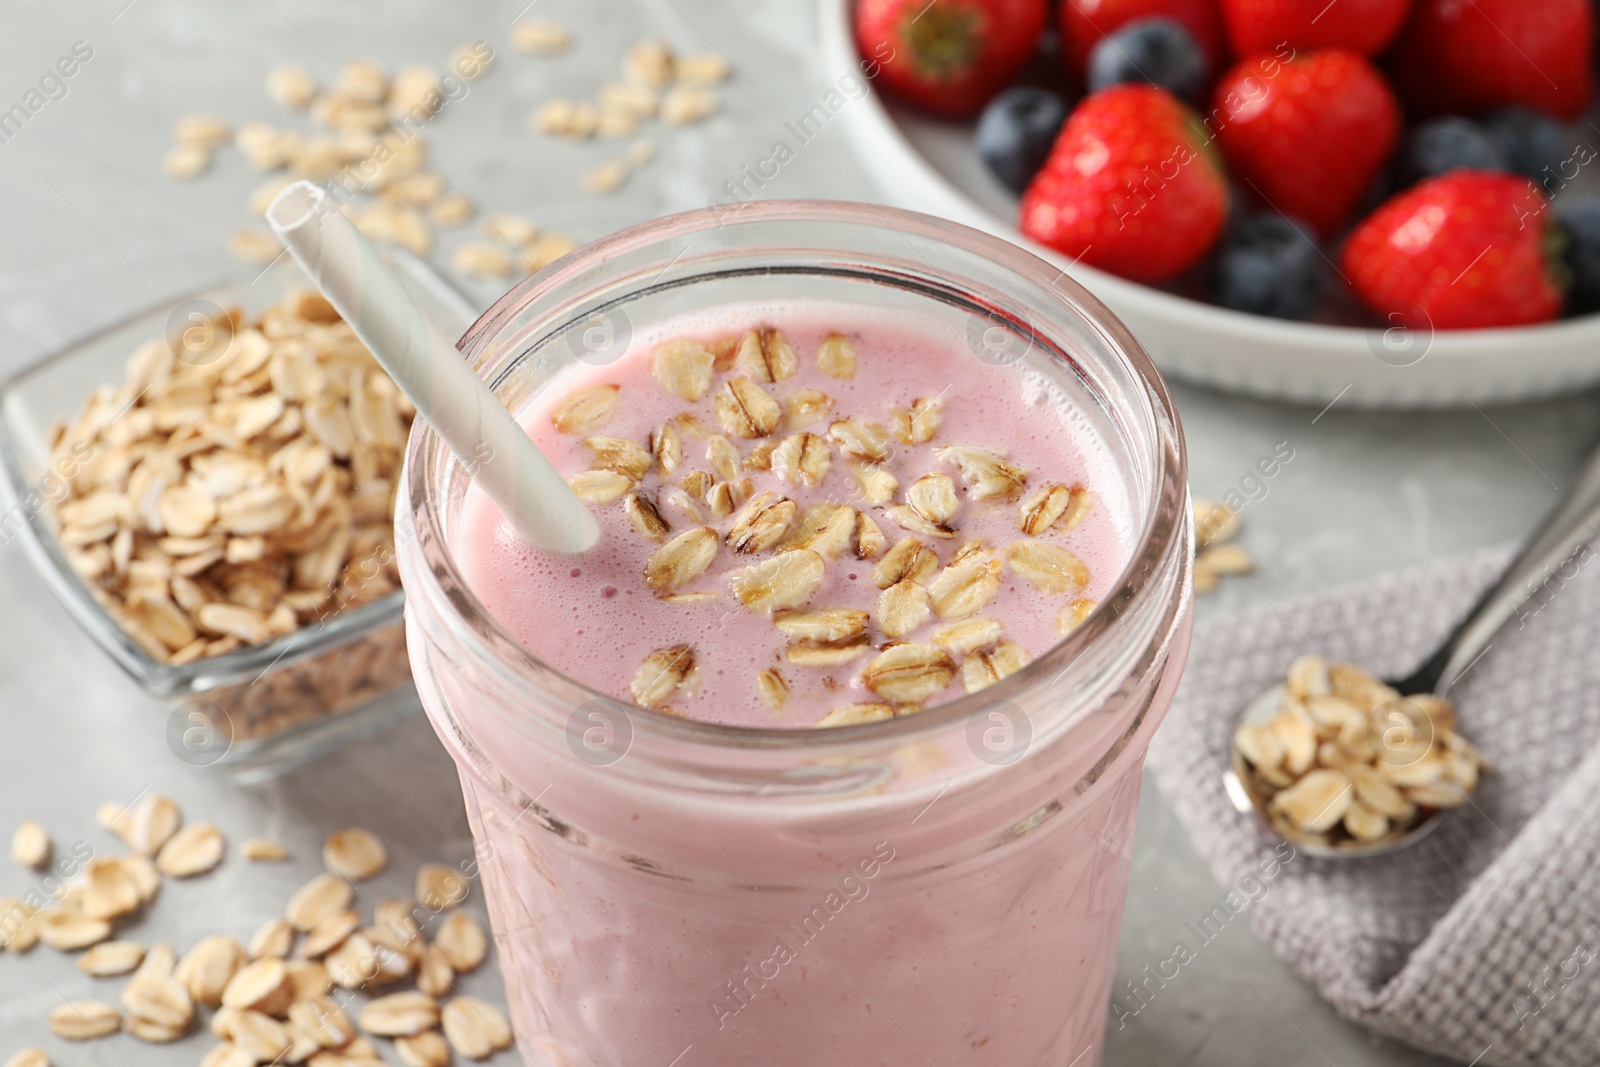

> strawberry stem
[901,3,982,82]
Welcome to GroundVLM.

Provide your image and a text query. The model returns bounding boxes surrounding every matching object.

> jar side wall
[431,662,1163,1067]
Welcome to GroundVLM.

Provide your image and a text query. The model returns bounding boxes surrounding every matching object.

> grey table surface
[1,2,1596,1065]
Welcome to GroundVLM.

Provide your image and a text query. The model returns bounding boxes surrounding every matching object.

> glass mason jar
[398,201,1192,1067]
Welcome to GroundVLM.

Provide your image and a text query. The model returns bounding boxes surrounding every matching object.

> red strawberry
[1212,49,1400,238]
[1220,0,1411,56]
[1020,85,1228,283]
[1388,0,1593,121]
[1061,0,1227,78]
[1341,172,1563,329]
[856,0,1050,118]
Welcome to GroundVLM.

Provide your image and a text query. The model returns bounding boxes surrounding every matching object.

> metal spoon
[1224,434,1600,857]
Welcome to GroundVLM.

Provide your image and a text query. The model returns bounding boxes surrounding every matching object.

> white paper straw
[265,181,599,555]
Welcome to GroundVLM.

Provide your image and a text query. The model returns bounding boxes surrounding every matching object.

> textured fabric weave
[1147,549,1600,1067]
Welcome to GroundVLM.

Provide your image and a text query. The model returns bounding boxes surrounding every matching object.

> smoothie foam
[457,301,1135,727]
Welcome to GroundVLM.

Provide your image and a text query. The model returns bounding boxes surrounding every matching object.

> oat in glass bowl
[0,254,476,777]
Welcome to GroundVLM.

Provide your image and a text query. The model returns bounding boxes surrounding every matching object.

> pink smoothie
[413,298,1191,1067]
[457,302,1135,728]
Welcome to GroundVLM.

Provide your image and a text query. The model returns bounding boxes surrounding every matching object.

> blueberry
[1555,198,1600,316]
[975,87,1070,195]
[1401,117,1507,185]
[1482,107,1574,191]
[1214,215,1322,320]
[1087,18,1207,103]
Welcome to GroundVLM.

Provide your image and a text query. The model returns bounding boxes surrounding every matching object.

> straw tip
[265,180,327,235]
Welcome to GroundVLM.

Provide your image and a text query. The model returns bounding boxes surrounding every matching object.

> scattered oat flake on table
[360,991,440,1037]
[0,898,40,952]
[534,97,598,138]
[155,821,224,878]
[173,114,232,147]
[38,909,113,951]
[351,202,434,256]
[221,958,293,1014]
[1193,496,1241,545]
[510,19,572,54]
[286,873,354,932]
[266,64,318,109]
[660,84,720,126]
[240,838,288,862]
[411,942,451,999]
[381,169,445,208]
[3,1050,49,1067]
[175,935,245,1006]
[125,1013,188,1045]
[340,57,389,103]
[322,827,387,881]
[416,864,470,911]
[396,1031,452,1067]
[247,916,294,960]
[581,158,629,194]
[483,213,538,246]
[83,856,144,919]
[285,135,341,179]
[624,40,675,88]
[79,939,147,976]
[163,142,211,180]
[430,194,473,227]
[436,911,489,972]
[133,942,175,980]
[126,793,182,856]
[525,232,577,270]
[1191,497,1251,594]
[288,992,354,1047]
[449,241,516,279]
[95,802,127,839]
[200,1043,252,1067]
[120,968,195,1034]
[10,820,49,869]
[449,42,494,80]
[440,996,514,1060]
[129,982,184,1030]
[676,52,731,85]
[297,906,360,959]
[1201,542,1254,577]
[214,1010,288,1060]
[127,858,172,906]
[234,121,293,169]
[391,66,444,118]
[602,81,659,119]
[48,1000,122,1040]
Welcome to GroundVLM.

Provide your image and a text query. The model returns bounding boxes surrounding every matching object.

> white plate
[818,0,1600,409]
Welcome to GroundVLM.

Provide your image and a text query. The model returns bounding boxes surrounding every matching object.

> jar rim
[402,198,1189,755]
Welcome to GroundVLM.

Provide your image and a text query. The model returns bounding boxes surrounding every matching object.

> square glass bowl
[0,253,479,778]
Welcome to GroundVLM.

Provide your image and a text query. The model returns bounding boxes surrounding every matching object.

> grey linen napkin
[1146,549,1600,1067]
